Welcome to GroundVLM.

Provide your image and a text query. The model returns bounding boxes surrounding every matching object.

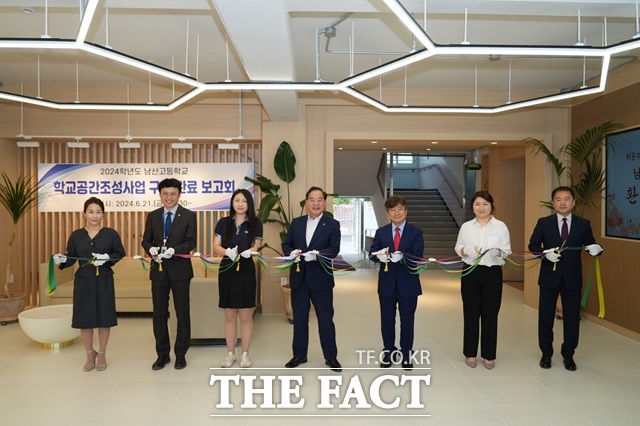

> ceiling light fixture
[119,142,141,149]
[67,141,90,148]
[171,141,193,149]
[16,140,40,148]
[218,143,240,150]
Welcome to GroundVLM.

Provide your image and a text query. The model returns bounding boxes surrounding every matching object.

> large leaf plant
[525,120,623,216]
[0,172,42,298]
[245,141,335,255]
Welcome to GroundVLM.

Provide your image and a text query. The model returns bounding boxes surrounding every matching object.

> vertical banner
[37,163,254,212]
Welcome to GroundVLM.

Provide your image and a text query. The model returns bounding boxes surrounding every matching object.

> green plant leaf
[274,141,296,183]
[0,172,42,225]
[257,194,280,222]
[524,137,565,181]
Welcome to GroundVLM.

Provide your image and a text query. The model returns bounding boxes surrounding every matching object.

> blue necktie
[164,212,172,238]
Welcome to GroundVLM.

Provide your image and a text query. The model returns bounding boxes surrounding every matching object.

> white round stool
[18,304,79,349]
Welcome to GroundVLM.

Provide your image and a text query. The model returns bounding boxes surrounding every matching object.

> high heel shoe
[96,351,107,372]
[84,350,97,372]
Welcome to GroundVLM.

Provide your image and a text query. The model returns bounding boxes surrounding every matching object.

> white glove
[225,246,238,260]
[92,253,109,267]
[543,248,561,263]
[240,249,252,259]
[463,246,479,260]
[376,253,390,263]
[390,251,403,263]
[585,244,603,256]
[304,250,318,262]
[489,248,502,257]
[290,249,301,263]
[53,254,67,265]
[149,247,159,257]
[159,247,175,259]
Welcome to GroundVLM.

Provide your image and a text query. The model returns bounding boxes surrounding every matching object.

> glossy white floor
[2,267,640,425]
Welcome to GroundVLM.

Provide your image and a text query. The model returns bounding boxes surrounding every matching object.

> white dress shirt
[306,213,323,246]
[454,216,512,266]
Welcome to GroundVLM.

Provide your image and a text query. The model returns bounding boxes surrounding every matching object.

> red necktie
[561,218,568,243]
[393,227,401,251]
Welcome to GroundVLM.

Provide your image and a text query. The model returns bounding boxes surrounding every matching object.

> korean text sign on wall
[38,163,255,212]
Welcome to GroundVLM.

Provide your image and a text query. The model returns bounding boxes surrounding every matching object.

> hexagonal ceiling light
[1,0,640,113]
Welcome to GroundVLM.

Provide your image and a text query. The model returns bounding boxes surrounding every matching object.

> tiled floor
[2,267,639,425]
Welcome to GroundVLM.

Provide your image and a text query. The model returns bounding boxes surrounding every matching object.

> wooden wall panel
[12,141,261,307]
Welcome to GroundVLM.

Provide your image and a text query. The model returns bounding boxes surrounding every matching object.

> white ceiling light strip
[76,0,100,45]
[0,40,75,49]
[80,43,201,87]
[381,0,435,50]
[339,50,436,88]
[434,45,606,58]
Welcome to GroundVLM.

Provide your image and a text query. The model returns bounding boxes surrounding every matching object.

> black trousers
[291,279,338,361]
[151,274,191,357]
[461,265,503,360]
[538,282,581,358]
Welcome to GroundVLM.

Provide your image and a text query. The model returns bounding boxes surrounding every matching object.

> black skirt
[218,257,257,309]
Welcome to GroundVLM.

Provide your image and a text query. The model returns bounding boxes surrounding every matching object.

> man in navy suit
[529,186,603,371]
[282,187,342,372]
[370,195,424,370]
[142,178,197,371]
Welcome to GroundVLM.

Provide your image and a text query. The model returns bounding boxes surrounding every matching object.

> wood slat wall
[17,141,261,307]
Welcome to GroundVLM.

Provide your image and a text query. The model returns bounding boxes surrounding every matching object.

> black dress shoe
[325,359,342,372]
[285,357,307,368]
[539,355,552,369]
[563,356,577,371]
[380,352,392,368]
[174,355,187,370]
[152,355,171,370]
[402,361,413,371]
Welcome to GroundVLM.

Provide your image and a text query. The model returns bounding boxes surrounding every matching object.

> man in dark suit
[282,186,341,372]
[370,195,424,370]
[529,186,603,371]
[142,178,197,371]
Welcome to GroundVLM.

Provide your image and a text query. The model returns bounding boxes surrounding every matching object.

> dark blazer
[528,214,596,291]
[282,214,341,290]
[142,205,197,282]
[370,222,424,298]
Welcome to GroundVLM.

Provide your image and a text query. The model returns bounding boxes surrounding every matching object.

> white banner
[37,163,255,212]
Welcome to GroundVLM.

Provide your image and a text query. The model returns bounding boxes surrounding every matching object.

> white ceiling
[1,0,639,133]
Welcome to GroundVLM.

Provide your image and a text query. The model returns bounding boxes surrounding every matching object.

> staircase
[394,189,459,259]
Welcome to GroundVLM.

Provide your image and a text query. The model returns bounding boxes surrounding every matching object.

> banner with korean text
[37,163,254,212]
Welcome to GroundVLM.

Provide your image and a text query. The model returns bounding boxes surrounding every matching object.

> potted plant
[525,120,623,216]
[0,172,42,324]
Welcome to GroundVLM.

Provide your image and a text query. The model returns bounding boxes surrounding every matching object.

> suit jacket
[142,205,197,282]
[370,222,424,298]
[282,214,341,290]
[528,214,596,291]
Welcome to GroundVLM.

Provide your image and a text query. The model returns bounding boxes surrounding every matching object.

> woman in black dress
[53,197,125,372]
[213,189,263,368]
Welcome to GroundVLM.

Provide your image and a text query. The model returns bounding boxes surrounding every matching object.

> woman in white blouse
[454,191,511,370]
